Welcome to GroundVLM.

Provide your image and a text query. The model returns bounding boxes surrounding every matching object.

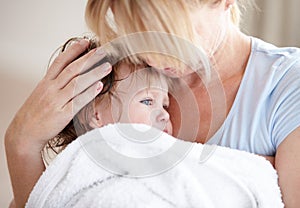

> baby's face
[109,64,173,135]
[127,86,172,135]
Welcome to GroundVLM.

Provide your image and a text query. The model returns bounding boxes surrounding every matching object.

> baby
[47,37,173,154]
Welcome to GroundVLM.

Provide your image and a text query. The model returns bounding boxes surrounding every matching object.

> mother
[5,0,300,207]
[85,0,300,206]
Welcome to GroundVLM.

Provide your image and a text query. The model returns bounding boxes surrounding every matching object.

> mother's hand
[5,39,111,207]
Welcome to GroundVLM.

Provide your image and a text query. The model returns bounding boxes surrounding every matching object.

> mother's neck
[183,26,251,89]
[209,26,251,83]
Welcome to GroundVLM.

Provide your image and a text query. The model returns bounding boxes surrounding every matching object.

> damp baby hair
[46,37,173,156]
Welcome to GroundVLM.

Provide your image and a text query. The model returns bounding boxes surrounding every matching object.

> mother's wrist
[5,124,45,157]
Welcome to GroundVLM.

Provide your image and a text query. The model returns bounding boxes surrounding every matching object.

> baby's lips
[163,128,169,134]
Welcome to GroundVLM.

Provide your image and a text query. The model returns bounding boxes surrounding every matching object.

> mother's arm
[261,155,275,166]
[275,127,300,208]
[5,39,111,208]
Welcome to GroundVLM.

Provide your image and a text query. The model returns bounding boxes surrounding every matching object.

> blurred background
[0,0,300,207]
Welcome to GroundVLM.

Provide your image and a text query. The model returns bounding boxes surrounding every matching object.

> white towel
[26,123,284,208]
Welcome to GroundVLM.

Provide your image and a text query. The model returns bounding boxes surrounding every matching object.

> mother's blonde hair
[85,0,253,76]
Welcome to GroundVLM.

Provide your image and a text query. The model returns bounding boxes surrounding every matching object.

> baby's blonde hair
[85,0,253,77]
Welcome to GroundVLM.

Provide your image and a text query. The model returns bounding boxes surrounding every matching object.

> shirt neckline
[206,37,257,145]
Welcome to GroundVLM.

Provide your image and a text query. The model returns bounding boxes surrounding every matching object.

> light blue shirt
[208,37,300,156]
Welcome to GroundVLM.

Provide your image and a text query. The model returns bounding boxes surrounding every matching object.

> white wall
[0,0,88,80]
[0,0,88,206]
[242,0,300,47]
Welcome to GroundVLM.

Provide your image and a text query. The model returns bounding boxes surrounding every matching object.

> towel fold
[26,123,284,208]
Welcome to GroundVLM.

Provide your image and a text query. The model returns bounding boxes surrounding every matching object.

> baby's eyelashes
[139,97,169,109]
[163,98,170,110]
[163,104,169,110]
[140,98,153,106]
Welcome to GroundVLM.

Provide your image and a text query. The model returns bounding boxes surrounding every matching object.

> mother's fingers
[45,39,90,80]
[59,62,112,106]
[63,81,104,118]
[55,47,107,89]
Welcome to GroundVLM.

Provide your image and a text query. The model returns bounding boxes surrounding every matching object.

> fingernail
[96,81,103,91]
[96,47,105,55]
[102,63,111,72]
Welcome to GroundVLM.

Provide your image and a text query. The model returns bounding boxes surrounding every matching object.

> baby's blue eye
[140,99,153,106]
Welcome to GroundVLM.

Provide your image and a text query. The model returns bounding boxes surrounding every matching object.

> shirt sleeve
[271,61,300,149]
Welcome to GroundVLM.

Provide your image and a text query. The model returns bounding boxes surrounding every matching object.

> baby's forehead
[115,62,147,78]
[115,63,169,91]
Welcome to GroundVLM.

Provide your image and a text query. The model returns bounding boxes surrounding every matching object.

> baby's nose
[157,108,170,122]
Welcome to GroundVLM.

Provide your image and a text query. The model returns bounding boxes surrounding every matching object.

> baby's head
[49,37,172,152]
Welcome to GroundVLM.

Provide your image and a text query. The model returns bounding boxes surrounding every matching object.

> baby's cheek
[128,106,152,125]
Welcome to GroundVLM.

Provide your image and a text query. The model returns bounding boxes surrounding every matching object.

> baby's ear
[89,112,103,129]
